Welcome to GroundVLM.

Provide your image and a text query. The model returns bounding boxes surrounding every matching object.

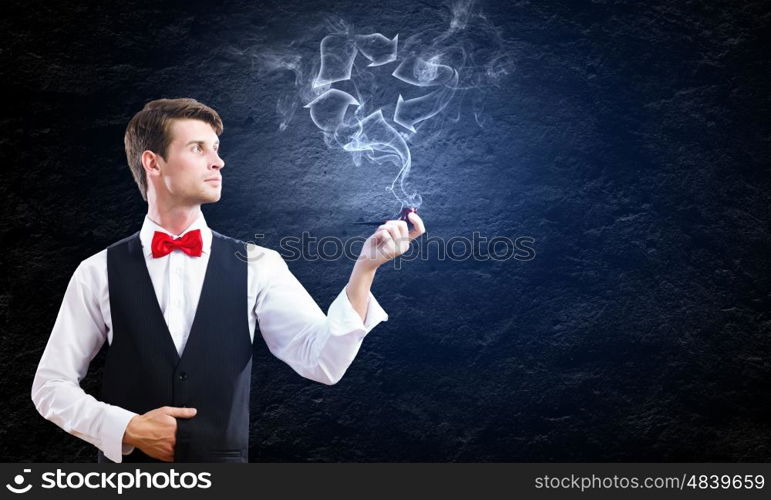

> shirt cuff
[327,287,388,339]
[100,404,138,463]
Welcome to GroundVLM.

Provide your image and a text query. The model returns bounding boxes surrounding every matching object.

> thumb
[164,406,198,419]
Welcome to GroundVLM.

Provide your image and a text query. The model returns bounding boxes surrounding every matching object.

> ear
[141,150,162,179]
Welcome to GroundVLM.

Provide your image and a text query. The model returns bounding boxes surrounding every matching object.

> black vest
[98,230,252,463]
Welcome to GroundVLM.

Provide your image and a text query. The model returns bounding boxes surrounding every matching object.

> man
[31,98,425,463]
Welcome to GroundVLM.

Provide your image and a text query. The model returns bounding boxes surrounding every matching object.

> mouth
[204,178,222,184]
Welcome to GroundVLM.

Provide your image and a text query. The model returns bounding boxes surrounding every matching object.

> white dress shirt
[31,213,388,463]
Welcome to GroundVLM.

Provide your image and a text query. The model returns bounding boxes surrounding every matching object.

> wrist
[354,256,380,274]
[122,415,140,447]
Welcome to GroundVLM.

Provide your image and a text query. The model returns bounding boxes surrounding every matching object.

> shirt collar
[139,212,212,257]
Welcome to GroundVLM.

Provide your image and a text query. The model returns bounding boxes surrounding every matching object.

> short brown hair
[124,98,224,200]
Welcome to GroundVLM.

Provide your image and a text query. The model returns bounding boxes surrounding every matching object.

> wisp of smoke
[255,0,513,214]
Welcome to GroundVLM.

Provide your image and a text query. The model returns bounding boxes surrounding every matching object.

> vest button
[178,372,188,381]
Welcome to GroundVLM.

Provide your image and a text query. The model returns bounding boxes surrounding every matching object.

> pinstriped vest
[98,230,252,463]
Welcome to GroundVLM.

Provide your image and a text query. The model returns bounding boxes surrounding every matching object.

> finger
[384,220,405,240]
[376,228,393,246]
[164,407,198,419]
[383,219,407,240]
[152,447,173,462]
[368,228,388,251]
[393,220,409,240]
[407,212,425,239]
[385,223,403,246]
[379,221,405,239]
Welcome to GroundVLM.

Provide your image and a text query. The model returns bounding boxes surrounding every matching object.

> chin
[199,192,221,204]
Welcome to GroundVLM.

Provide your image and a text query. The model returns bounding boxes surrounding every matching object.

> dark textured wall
[1,0,769,462]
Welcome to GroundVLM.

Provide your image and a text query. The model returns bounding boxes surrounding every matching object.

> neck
[147,201,202,236]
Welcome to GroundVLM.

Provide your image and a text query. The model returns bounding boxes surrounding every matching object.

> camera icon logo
[5,469,32,494]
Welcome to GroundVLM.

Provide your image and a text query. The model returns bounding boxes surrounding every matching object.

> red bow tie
[151,229,203,258]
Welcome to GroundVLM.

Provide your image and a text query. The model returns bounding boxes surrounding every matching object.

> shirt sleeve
[251,245,388,385]
[31,259,138,463]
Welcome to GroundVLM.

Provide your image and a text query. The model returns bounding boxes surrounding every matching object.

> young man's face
[151,118,224,205]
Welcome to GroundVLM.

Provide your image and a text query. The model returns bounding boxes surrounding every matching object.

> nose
[210,151,224,170]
